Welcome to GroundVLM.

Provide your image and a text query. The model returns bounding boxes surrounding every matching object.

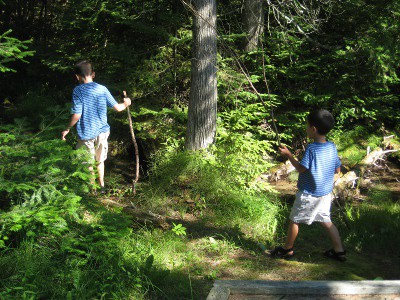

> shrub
[0,123,91,248]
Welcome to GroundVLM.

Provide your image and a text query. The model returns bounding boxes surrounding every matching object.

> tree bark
[243,0,264,52]
[185,0,217,151]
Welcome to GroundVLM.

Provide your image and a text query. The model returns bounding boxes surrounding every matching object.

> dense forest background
[2,0,399,138]
[1,0,399,299]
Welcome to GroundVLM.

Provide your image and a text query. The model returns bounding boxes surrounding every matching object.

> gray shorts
[289,191,333,225]
[76,131,110,163]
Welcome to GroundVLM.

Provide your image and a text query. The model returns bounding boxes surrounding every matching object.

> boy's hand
[61,129,69,140]
[123,91,131,107]
[124,97,131,107]
[278,145,306,173]
[278,145,292,158]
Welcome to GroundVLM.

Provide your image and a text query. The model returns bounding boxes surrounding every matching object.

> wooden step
[207,280,400,300]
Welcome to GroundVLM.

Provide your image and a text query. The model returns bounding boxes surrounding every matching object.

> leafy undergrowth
[1,124,399,299]
[330,125,385,166]
[101,140,400,299]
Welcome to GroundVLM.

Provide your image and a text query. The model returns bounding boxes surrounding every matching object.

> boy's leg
[283,191,303,251]
[320,222,344,252]
[284,221,299,251]
[97,162,105,188]
[76,138,96,185]
[269,221,296,257]
[94,132,110,188]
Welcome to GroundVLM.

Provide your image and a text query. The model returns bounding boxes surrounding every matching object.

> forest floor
[101,156,400,299]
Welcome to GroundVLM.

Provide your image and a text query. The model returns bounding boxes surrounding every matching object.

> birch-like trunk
[243,0,264,52]
[185,0,217,150]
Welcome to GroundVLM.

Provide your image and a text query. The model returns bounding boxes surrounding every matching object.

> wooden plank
[228,294,400,300]
[206,286,230,300]
[212,280,400,295]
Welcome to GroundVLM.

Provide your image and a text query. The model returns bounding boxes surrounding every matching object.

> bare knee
[320,222,333,229]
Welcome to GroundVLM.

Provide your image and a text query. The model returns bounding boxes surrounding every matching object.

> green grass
[331,126,383,166]
[1,125,399,299]
[341,186,400,254]
[143,149,284,243]
[0,203,147,299]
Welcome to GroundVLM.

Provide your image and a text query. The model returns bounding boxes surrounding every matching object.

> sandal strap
[270,246,293,256]
[324,249,346,261]
[277,246,293,254]
[328,249,346,256]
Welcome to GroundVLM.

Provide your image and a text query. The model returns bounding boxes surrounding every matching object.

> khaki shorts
[289,191,333,225]
[77,131,110,163]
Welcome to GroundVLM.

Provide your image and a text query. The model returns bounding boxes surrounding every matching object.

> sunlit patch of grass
[137,228,188,270]
[188,236,239,261]
[186,238,238,281]
[142,148,286,245]
[306,263,366,281]
[128,229,220,299]
[338,144,366,166]
[331,126,382,166]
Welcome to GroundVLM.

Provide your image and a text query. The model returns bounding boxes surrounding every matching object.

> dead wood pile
[265,160,296,182]
[268,136,399,202]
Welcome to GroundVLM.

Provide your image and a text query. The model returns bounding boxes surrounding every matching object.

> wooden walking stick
[124,91,140,194]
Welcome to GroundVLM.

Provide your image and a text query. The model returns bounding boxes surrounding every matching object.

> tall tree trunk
[243,0,264,52]
[185,0,217,150]
[172,0,178,101]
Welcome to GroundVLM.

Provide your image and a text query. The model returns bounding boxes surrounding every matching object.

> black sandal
[324,249,346,262]
[269,246,294,258]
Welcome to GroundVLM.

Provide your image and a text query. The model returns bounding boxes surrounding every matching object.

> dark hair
[74,61,93,77]
[307,109,335,135]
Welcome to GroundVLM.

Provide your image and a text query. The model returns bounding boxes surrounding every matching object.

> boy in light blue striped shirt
[270,109,346,261]
[62,61,131,192]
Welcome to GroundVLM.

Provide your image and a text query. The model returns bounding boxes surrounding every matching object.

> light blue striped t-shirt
[71,82,118,140]
[297,141,341,197]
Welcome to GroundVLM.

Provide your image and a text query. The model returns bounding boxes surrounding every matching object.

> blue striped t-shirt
[297,141,341,197]
[71,82,118,140]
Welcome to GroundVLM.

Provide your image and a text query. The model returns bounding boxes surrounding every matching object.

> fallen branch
[333,170,358,200]
[268,139,399,201]
[335,144,399,201]
[100,198,168,228]
[267,160,296,181]
[357,148,398,180]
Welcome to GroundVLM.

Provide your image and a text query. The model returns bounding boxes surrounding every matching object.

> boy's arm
[278,145,307,173]
[113,97,131,112]
[61,113,81,140]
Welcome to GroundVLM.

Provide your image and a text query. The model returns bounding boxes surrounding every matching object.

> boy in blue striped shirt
[61,61,131,192]
[270,109,346,261]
